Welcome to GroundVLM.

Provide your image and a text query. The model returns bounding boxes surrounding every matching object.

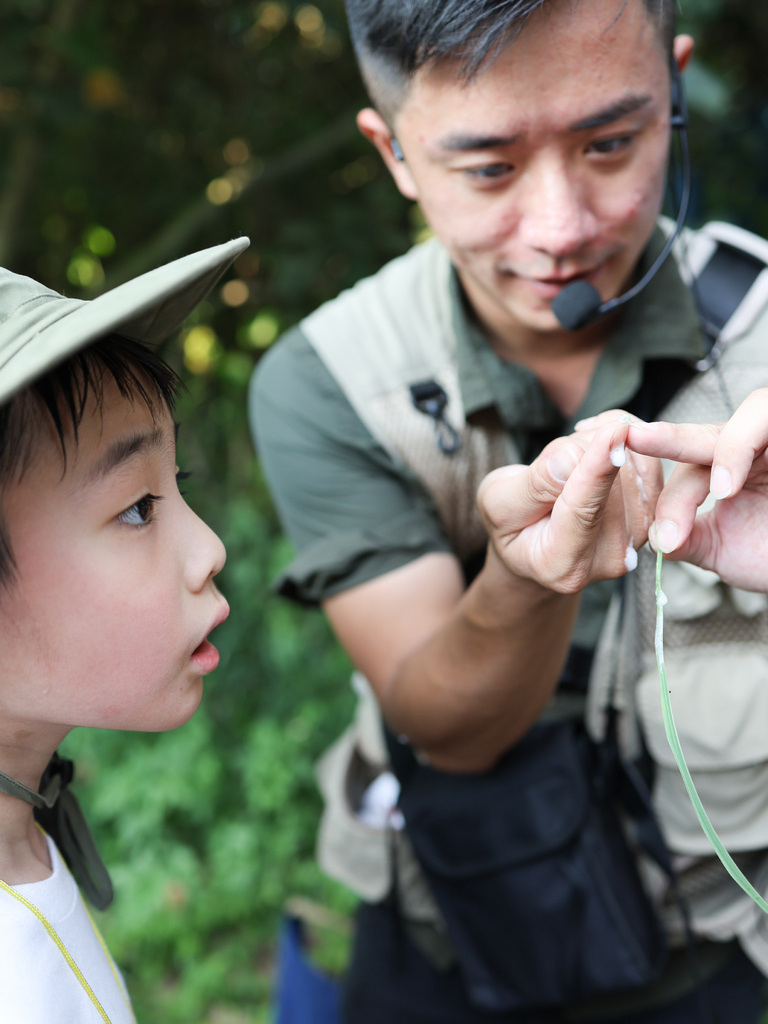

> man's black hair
[346,0,677,123]
[0,334,182,587]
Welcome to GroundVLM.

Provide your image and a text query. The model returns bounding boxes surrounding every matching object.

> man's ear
[673,34,694,74]
[356,108,419,201]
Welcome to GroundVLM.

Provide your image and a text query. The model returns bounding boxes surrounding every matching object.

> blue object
[274,915,342,1024]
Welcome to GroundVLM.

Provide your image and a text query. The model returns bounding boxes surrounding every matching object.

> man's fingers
[622,447,663,542]
[477,440,585,535]
[648,462,711,553]
[627,390,768,503]
[710,388,768,497]
[574,408,645,434]
[626,419,722,464]
[548,420,629,554]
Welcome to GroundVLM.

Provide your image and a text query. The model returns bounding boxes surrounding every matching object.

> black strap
[626,357,698,424]
[0,753,114,910]
[695,240,766,344]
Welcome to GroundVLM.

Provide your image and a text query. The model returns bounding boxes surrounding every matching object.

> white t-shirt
[0,834,135,1023]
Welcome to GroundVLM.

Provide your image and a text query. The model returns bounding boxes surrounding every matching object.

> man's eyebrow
[87,427,167,484]
[569,95,652,132]
[434,95,652,152]
[436,131,521,152]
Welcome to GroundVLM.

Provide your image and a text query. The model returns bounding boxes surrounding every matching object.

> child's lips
[190,600,230,674]
[191,638,220,674]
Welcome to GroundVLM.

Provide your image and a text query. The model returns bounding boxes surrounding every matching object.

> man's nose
[516,162,598,259]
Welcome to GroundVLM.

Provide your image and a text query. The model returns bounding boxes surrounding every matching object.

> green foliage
[4,0,768,1019]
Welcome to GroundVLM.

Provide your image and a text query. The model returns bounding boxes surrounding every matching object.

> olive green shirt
[250,228,704,646]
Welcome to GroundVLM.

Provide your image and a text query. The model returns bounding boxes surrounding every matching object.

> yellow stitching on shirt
[0,877,112,1023]
[82,895,136,1022]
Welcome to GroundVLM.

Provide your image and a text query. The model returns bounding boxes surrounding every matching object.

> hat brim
[0,236,250,405]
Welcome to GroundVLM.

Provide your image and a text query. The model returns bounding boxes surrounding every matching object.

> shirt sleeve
[249,327,452,604]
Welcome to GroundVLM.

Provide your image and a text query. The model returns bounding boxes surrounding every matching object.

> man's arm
[626,389,768,590]
[325,418,660,773]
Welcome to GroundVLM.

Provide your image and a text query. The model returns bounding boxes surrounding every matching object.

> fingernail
[651,519,679,553]
[710,465,732,500]
[628,420,657,431]
[548,446,578,483]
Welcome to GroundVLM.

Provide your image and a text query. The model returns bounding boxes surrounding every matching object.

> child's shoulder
[0,837,134,1023]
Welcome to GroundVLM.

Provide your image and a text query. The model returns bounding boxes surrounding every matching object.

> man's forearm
[380,544,581,772]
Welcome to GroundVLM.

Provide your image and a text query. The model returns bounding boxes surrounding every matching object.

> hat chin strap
[0,752,114,911]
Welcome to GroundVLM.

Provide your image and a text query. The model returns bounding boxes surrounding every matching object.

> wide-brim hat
[0,235,250,406]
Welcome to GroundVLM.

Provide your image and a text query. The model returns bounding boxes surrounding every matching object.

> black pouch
[386,719,667,1012]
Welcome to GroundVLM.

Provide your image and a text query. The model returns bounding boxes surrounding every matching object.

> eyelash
[461,132,634,184]
[464,163,514,183]
[114,467,191,528]
[117,494,162,527]
[589,136,633,156]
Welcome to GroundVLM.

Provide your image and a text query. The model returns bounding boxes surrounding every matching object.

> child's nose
[185,512,226,592]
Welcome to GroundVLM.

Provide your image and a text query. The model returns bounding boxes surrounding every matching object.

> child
[0,236,248,1023]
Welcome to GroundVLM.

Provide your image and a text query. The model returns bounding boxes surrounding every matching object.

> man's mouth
[521,274,594,300]
[510,261,609,301]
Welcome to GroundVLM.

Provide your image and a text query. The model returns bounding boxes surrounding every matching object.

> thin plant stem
[654,548,768,914]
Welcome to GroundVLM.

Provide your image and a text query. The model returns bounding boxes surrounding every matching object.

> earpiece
[670,64,688,130]
[391,138,405,162]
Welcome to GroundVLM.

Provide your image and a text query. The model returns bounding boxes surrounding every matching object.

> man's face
[0,377,229,742]
[376,0,688,345]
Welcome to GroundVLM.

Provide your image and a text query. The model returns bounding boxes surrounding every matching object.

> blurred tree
[2,0,768,1021]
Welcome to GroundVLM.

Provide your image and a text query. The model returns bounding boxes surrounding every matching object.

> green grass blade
[655,549,768,914]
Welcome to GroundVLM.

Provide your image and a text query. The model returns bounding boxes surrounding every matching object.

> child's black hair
[0,333,183,587]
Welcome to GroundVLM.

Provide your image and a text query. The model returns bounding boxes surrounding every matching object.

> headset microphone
[551,67,691,332]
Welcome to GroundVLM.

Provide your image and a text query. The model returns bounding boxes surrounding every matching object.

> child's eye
[117,494,162,526]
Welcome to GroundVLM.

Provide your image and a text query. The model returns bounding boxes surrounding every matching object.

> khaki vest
[301,225,768,948]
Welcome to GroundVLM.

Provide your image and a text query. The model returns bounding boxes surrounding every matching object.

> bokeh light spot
[66,252,105,289]
[223,138,250,165]
[183,326,221,374]
[242,312,279,349]
[256,1,288,32]
[84,225,116,257]
[221,280,250,307]
[82,68,126,109]
[206,178,234,205]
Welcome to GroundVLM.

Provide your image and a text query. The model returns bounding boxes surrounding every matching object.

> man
[251,2,768,1021]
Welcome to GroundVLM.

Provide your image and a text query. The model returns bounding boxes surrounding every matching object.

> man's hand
[477,417,662,594]
[626,388,768,590]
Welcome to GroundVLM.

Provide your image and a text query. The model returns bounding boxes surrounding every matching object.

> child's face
[0,375,229,741]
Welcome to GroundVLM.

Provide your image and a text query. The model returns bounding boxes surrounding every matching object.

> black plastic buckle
[410,380,461,455]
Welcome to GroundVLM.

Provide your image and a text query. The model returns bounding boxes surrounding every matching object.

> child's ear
[357,108,419,201]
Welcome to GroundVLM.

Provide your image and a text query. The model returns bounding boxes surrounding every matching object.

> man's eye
[589,136,632,156]
[465,162,514,181]
[117,494,162,526]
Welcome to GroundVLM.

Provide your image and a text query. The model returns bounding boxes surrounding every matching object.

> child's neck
[0,739,56,884]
